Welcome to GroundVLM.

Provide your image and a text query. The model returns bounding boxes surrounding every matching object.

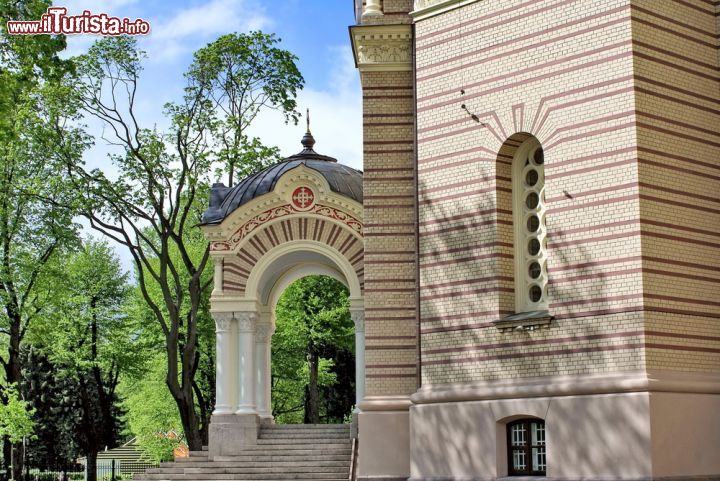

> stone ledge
[493,310,553,331]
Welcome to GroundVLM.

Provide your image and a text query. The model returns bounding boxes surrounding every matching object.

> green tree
[0,385,34,445]
[121,352,184,463]
[37,241,130,481]
[272,276,354,424]
[20,348,79,472]
[0,384,34,480]
[54,33,303,450]
[0,1,79,476]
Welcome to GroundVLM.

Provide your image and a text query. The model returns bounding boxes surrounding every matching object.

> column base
[208,414,259,458]
[212,405,235,416]
[235,405,257,415]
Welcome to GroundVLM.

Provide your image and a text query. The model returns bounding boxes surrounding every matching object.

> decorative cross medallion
[291,186,315,210]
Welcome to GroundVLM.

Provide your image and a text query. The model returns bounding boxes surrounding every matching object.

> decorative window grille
[512,137,548,313]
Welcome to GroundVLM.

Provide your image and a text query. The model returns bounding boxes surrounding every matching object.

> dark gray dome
[202,132,363,225]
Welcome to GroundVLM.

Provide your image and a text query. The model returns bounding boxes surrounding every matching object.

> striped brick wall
[632,0,720,372]
[222,216,364,296]
[361,68,419,395]
[415,0,649,383]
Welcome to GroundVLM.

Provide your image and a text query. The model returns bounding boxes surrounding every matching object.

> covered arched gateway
[200,130,364,457]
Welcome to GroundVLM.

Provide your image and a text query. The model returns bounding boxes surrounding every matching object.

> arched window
[507,418,546,476]
[512,137,548,313]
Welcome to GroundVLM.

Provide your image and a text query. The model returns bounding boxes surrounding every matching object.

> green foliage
[0,384,34,444]
[21,242,130,471]
[186,31,304,185]
[120,353,184,463]
[271,276,354,424]
[0,2,82,476]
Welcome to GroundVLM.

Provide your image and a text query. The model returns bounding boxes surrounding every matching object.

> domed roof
[202,130,363,225]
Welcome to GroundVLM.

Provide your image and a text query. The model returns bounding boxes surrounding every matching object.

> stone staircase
[134,424,354,481]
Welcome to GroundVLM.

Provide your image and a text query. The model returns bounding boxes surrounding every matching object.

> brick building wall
[415,0,650,384]
[632,0,720,372]
[361,69,418,396]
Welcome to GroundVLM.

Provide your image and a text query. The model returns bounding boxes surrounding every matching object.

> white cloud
[246,45,363,172]
[59,0,142,57]
[145,0,272,62]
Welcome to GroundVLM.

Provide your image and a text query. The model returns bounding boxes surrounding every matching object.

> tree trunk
[86,451,97,481]
[170,379,203,452]
[4,317,24,481]
[305,351,320,424]
[2,437,10,481]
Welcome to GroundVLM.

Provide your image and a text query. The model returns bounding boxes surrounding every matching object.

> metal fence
[18,461,159,481]
[97,461,159,481]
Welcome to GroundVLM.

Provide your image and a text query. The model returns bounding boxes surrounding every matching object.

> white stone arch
[245,239,364,305]
[240,239,365,423]
[205,173,364,451]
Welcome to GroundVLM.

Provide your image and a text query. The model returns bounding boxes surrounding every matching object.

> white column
[235,311,257,414]
[212,258,224,296]
[351,310,365,410]
[362,0,383,18]
[212,312,235,415]
[255,323,274,420]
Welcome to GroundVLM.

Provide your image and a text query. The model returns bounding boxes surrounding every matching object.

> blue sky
[56,0,363,269]
[62,0,363,170]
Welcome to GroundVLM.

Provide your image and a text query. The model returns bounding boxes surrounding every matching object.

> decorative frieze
[350,25,413,72]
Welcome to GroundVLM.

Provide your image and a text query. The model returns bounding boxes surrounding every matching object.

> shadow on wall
[412,132,647,478]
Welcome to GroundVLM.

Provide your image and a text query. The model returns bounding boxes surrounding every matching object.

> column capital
[213,312,234,333]
[235,311,258,333]
[351,310,365,332]
[255,323,275,343]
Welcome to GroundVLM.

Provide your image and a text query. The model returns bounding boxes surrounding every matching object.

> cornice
[350,24,413,72]
[410,370,720,405]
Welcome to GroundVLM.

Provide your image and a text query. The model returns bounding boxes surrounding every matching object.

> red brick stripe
[632,4,717,38]
[365,344,416,350]
[418,41,633,106]
[672,0,715,16]
[633,16,717,49]
[418,14,631,82]
[424,331,644,356]
[422,343,644,366]
[416,0,578,49]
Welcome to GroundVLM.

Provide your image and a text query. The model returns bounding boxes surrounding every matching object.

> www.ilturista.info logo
[6,7,150,36]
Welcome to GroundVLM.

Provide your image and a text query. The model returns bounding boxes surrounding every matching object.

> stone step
[135,473,349,480]
[208,454,350,463]
[261,424,350,430]
[160,460,350,469]
[147,467,348,475]
[258,432,349,440]
[256,439,351,446]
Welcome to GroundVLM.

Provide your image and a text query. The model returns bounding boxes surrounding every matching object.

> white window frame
[512,137,549,313]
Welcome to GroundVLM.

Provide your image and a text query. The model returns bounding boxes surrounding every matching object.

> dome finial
[301,108,316,151]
